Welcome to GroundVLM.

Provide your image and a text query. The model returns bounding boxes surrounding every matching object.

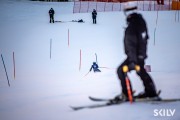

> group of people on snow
[48,8,97,24]
[48,2,159,101]
[48,0,165,24]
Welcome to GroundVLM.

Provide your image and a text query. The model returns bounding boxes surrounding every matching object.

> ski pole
[99,66,115,70]
[123,65,133,103]
[50,39,52,59]
[95,53,98,64]
[84,71,90,77]
[13,52,16,79]
[122,65,140,103]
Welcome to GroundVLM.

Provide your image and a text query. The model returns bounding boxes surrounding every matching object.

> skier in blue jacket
[90,62,101,72]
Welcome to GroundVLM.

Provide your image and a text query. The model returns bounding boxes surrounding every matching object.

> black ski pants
[117,58,157,98]
[49,14,54,23]
[92,17,96,24]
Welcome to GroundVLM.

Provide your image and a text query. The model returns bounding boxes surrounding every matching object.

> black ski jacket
[92,10,97,19]
[49,9,55,16]
[124,13,149,64]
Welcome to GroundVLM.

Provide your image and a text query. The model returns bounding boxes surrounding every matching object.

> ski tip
[70,106,78,111]
[89,96,92,99]
[89,96,96,99]
[89,96,99,101]
[157,90,161,96]
[89,96,94,101]
[70,106,84,111]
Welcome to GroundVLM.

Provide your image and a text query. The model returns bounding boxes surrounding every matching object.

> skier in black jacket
[116,2,158,101]
[92,9,97,24]
[49,8,55,23]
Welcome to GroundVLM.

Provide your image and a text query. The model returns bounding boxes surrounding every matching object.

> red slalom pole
[68,29,69,47]
[13,52,16,79]
[156,10,159,25]
[79,49,81,71]
[154,28,156,46]
[50,39,52,59]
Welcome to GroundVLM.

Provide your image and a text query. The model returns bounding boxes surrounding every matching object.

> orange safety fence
[73,0,174,13]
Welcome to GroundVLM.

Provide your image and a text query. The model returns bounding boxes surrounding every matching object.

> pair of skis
[70,96,180,111]
[71,65,180,111]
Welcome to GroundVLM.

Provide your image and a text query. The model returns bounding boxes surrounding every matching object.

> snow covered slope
[0,0,180,120]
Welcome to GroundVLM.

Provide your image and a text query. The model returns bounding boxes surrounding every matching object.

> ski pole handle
[135,65,140,72]
[122,65,140,73]
[122,65,129,73]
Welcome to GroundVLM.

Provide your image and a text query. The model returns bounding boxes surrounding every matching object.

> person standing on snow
[92,9,97,24]
[116,2,158,101]
[49,8,55,23]
[157,0,164,5]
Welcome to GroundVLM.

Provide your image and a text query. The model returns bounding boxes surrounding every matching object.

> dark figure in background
[49,8,55,23]
[157,0,164,5]
[116,2,158,101]
[92,9,97,24]
[90,62,101,72]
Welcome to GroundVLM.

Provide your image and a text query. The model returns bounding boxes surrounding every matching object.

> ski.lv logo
[154,109,176,117]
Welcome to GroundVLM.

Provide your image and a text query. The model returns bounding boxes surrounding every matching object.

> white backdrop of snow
[0,0,180,120]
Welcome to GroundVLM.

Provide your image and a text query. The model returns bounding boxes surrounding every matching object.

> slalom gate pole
[154,10,158,46]
[156,10,158,27]
[175,10,177,22]
[178,10,179,22]
[13,52,16,79]
[79,49,81,71]
[95,53,98,64]
[50,39,52,59]
[177,10,180,22]
[1,54,10,87]
[68,29,70,47]
[154,28,156,46]
[175,3,180,22]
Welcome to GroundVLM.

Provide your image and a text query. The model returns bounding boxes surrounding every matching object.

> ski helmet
[123,2,138,16]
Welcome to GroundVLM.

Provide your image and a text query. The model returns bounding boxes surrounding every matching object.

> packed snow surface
[0,0,180,120]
